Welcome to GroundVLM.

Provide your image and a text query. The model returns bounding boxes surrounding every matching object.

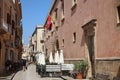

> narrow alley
[0,0,120,80]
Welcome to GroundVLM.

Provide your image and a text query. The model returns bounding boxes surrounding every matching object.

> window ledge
[71,3,77,11]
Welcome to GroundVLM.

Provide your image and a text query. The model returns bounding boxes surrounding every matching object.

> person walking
[5,59,12,73]
[22,59,27,71]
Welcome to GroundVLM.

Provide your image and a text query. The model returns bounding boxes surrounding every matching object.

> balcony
[0,21,8,34]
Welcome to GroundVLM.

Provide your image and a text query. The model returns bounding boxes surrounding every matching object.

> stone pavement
[13,64,63,80]
[0,64,89,80]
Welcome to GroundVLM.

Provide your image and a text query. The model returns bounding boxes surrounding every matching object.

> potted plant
[45,57,49,64]
[74,60,88,79]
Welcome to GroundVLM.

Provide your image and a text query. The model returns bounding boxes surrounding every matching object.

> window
[10,50,14,61]
[42,45,44,52]
[7,13,9,24]
[73,32,76,43]
[55,9,58,20]
[72,0,77,6]
[117,5,120,24]
[32,45,34,52]
[15,14,17,25]
[61,0,65,20]
[62,39,64,47]
[71,0,77,10]
[56,26,58,31]
[7,13,11,24]
[12,20,15,35]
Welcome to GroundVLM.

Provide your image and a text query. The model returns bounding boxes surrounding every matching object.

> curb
[60,76,67,80]
[10,72,17,80]
[0,72,16,80]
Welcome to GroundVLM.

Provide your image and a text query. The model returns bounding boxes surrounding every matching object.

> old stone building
[44,0,120,79]
[0,0,22,74]
[29,25,45,54]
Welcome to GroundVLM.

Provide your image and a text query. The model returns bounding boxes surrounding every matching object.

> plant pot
[77,73,82,79]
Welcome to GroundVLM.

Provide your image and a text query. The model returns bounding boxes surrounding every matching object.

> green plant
[74,60,88,77]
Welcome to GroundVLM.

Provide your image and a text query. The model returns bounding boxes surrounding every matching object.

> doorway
[56,39,59,51]
[5,48,8,62]
[82,19,96,78]
[85,34,95,78]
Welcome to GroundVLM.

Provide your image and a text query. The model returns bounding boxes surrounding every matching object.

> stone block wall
[96,59,120,79]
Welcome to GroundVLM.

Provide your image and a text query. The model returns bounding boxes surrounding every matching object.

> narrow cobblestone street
[13,64,63,80]
[0,0,120,80]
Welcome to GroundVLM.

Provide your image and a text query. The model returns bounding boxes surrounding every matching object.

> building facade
[0,0,23,74]
[44,0,120,79]
[29,25,45,54]
[22,45,30,60]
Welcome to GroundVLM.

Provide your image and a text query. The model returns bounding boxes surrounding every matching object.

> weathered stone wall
[96,59,120,79]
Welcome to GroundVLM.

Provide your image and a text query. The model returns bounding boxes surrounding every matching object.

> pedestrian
[22,59,27,71]
[5,59,12,73]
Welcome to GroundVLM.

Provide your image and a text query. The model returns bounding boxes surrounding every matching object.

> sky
[20,0,52,45]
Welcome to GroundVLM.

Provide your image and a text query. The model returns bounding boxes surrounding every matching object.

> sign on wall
[61,64,74,70]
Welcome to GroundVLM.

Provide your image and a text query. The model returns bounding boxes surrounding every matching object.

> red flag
[46,15,52,30]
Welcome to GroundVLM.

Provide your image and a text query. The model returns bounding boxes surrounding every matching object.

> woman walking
[22,59,27,71]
